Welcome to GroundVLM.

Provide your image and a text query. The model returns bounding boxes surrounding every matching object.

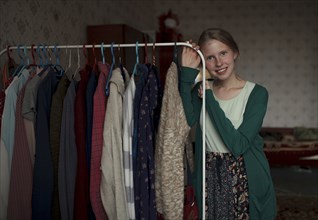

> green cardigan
[179,67,277,220]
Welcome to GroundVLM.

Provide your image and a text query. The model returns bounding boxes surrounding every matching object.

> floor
[271,166,318,219]
[270,166,318,196]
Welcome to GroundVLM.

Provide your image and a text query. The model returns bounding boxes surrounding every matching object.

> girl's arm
[205,85,268,157]
[179,67,201,126]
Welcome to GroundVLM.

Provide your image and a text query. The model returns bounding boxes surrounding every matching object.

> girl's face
[201,39,238,80]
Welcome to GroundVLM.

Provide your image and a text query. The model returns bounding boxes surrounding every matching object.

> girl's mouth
[215,67,227,74]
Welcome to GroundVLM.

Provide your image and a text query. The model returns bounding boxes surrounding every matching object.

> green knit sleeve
[179,67,201,127]
[205,84,268,157]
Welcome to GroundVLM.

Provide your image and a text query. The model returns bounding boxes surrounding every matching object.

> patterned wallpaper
[0,0,317,128]
[155,0,318,128]
[0,0,155,48]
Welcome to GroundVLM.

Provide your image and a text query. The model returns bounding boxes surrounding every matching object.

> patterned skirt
[205,152,249,220]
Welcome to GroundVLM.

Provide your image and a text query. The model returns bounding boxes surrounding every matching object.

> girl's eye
[220,51,227,56]
[206,56,214,61]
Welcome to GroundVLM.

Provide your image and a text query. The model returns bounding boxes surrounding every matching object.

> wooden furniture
[86,24,148,71]
[261,127,318,166]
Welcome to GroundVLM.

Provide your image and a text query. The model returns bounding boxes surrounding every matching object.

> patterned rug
[276,194,318,219]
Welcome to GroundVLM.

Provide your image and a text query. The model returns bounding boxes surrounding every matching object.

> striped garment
[122,75,136,220]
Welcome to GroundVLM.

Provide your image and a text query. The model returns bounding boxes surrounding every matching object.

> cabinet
[86,24,148,72]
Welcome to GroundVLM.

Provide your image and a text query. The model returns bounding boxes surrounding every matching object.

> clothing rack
[0,42,207,219]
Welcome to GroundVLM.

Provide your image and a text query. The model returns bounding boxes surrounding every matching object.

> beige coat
[100,67,130,220]
[155,62,193,220]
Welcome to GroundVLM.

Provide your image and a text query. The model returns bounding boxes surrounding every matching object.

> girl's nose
[215,57,223,67]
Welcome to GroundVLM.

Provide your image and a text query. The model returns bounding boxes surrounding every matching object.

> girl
[180,28,276,219]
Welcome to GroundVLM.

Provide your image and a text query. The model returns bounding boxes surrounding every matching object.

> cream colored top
[200,81,255,153]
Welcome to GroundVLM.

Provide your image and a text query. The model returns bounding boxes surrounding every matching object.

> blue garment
[32,68,61,220]
[132,64,149,219]
[50,74,71,220]
[85,70,97,173]
[132,64,149,161]
[150,64,163,134]
[58,80,78,220]
[134,65,159,220]
[85,69,97,220]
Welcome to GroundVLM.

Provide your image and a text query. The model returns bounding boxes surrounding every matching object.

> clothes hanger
[6,45,13,64]
[2,62,8,88]
[25,44,38,76]
[16,45,30,77]
[36,44,44,68]
[35,44,52,77]
[53,45,64,76]
[132,41,139,76]
[64,46,72,73]
[117,43,126,83]
[152,42,156,66]
[173,42,182,92]
[144,36,148,64]
[117,43,121,65]
[105,42,116,96]
[83,44,89,66]
[72,47,81,79]
[12,45,26,77]
[27,44,37,68]
[42,44,49,67]
[6,45,16,73]
[44,45,53,66]
[52,45,59,67]
[173,41,178,64]
[101,42,105,64]
[92,43,98,71]
[110,42,115,68]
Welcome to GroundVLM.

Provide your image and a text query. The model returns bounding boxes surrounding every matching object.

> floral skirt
[205,152,249,220]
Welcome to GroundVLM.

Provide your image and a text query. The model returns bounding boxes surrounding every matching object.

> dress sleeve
[179,67,201,127]
[205,85,268,157]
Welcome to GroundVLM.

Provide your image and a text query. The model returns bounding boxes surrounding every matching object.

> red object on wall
[156,10,183,87]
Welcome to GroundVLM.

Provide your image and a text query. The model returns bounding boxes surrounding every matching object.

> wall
[0,0,156,48]
[0,0,317,128]
[155,0,318,128]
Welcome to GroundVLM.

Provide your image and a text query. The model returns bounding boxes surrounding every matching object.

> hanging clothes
[32,68,61,220]
[0,69,30,220]
[74,65,92,220]
[90,62,110,220]
[100,67,130,220]
[155,61,192,220]
[122,74,136,220]
[132,64,149,163]
[85,70,98,173]
[7,67,49,220]
[85,68,98,220]
[132,64,149,220]
[0,66,14,209]
[7,77,32,220]
[0,43,200,220]
[134,64,161,220]
[22,67,50,167]
[58,80,78,220]
[50,74,71,220]
[0,63,14,138]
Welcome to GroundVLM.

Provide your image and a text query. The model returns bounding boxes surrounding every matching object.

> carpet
[276,194,318,219]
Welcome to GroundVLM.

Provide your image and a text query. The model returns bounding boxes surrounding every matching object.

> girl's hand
[198,81,211,98]
[181,40,201,69]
